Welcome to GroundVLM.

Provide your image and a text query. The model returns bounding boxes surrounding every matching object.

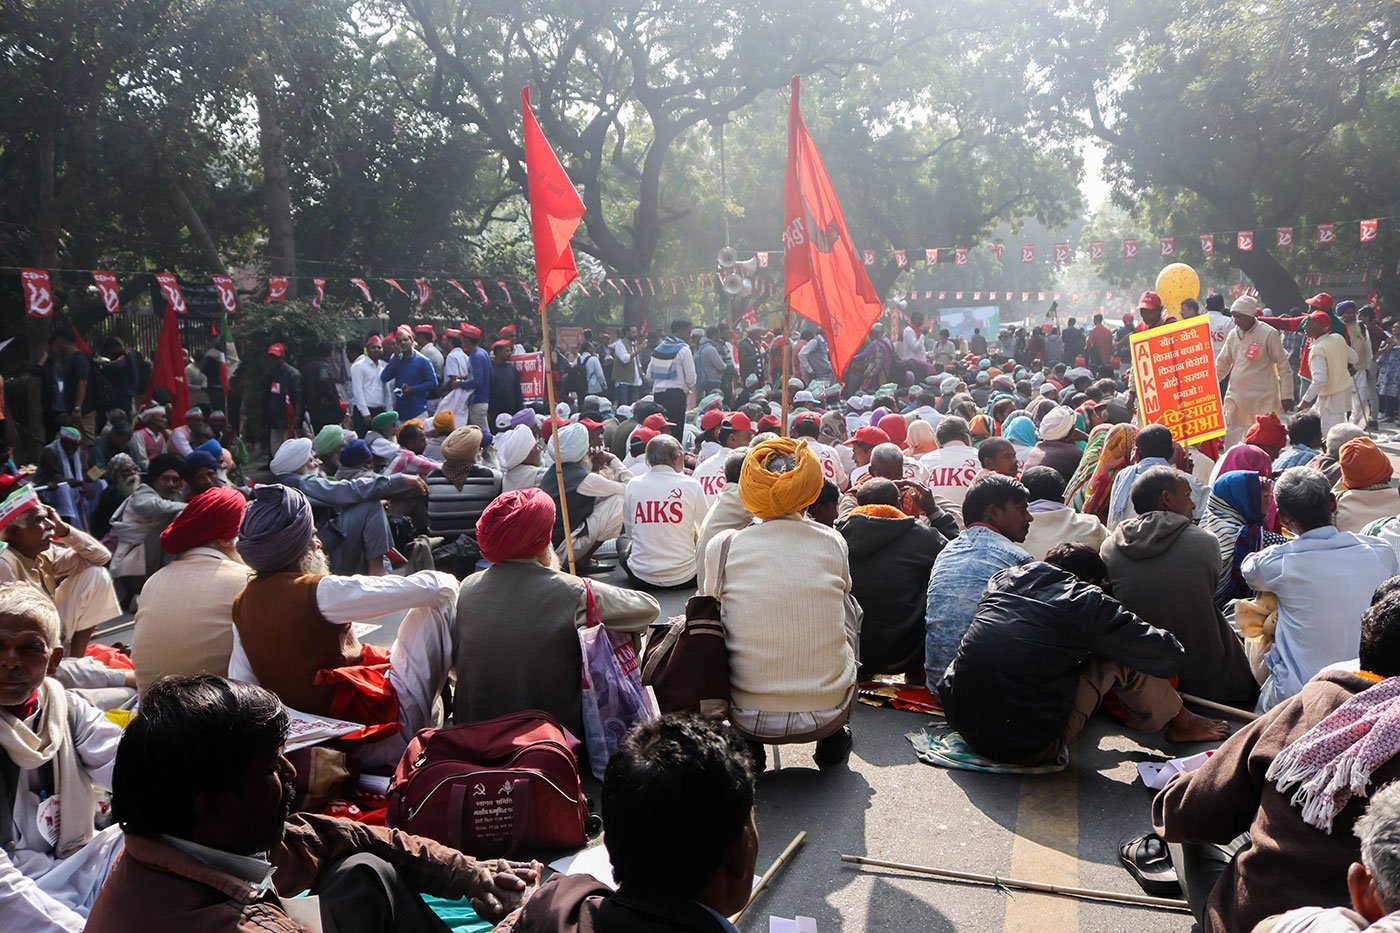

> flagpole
[780,305,793,437]
[538,301,578,575]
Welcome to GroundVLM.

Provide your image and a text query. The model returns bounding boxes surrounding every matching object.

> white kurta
[437,347,474,427]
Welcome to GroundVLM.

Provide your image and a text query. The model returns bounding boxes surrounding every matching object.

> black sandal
[1118,833,1181,897]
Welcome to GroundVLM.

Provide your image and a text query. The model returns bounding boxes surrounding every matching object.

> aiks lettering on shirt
[633,488,686,524]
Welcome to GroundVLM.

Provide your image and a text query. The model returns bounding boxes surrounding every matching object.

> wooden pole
[840,855,1190,913]
[780,306,793,437]
[730,831,806,926]
[538,298,577,575]
[1179,692,1260,722]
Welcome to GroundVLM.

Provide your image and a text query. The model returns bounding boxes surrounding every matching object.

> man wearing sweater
[645,320,696,442]
[702,438,857,770]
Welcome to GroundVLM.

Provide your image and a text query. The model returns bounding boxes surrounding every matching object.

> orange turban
[1339,437,1393,489]
[739,437,823,520]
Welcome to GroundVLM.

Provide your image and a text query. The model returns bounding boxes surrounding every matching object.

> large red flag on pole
[782,75,883,380]
[522,86,585,307]
[144,306,190,426]
[521,85,586,574]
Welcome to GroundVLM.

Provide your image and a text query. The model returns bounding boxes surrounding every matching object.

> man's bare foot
[1164,707,1231,743]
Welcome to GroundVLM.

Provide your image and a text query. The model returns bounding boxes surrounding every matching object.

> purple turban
[511,409,540,431]
[236,483,315,574]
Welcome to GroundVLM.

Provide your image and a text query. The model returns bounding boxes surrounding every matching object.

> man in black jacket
[489,339,525,424]
[937,542,1227,764]
[301,340,344,432]
[837,478,947,684]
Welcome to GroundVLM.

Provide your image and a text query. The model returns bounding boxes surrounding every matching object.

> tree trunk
[169,176,228,275]
[26,130,63,459]
[256,89,298,297]
[1222,245,1307,313]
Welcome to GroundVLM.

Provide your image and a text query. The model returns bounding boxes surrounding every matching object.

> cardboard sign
[554,326,585,351]
[1130,318,1226,446]
[511,352,546,401]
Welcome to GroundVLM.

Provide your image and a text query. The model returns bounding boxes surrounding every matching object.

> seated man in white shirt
[918,416,981,515]
[620,435,707,589]
[0,583,125,932]
[690,413,754,508]
[538,422,634,572]
[792,411,848,491]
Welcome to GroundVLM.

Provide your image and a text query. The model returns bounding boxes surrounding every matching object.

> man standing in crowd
[489,339,524,425]
[414,323,444,378]
[263,343,303,458]
[349,334,390,434]
[647,319,696,441]
[1086,313,1114,367]
[1297,309,1357,434]
[302,340,345,433]
[380,325,437,423]
[610,325,644,405]
[1215,295,1293,448]
[620,435,705,589]
[1062,318,1084,363]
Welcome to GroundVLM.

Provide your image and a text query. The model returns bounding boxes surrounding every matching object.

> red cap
[757,414,781,431]
[699,409,727,432]
[722,412,753,432]
[490,339,512,351]
[461,324,483,340]
[364,335,382,348]
[540,416,577,441]
[1306,292,1334,311]
[395,324,413,339]
[642,413,676,431]
[1138,290,1163,311]
[843,425,891,447]
[413,324,435,336]
[445,328,462,338]
[267,343,285,357]
[579,418,606,431]
[793,410,821,425]
[1308,309,1334,329]
[630,427,659,448]
[500,325,517,336]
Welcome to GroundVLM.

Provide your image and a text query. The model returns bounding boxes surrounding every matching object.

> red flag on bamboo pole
[521,86,585,307]
[782,75,882,380]
[144,306,190,426]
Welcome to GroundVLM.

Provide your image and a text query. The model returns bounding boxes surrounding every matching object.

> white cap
[1039,405,1077,441]
[793,390,816,403]
[1230,295,1261,317]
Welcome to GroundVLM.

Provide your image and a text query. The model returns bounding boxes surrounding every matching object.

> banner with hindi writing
[511,352,546,401]
[1129,317,1226,446]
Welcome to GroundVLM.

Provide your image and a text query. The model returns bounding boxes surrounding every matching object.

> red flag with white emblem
[92,271,120,314]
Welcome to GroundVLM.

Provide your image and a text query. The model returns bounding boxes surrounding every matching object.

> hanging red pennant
[955,291,964,300]
[954,248,969,266]
[92,271,120,314]
[926,248,939,265]
[1105,290,1115,301]
[862,249,875,266]
[413,278,431,308]
[1276,227,1293,248]
[606,279,620,294]
[473,279,490,305]
[311,276,326,312]
[1160,237,1175,258]
[1053,291,1063,301]
[1123,239,1139,259]
[1237,230,1254,251]
[1318,224,1336,244]
[1020,244,1035,264]
[645,279,655,296]
[265,276,288,303]
[21,268,54,317]
[1071,291,1081,303]
[446,278,470,298]
[382,278,408,297]
[1053,243,1070,264]
[938,291,947,300]
[894,249,907,268]
[1361,218,1379,242]
[756,252,769,269]
[496,280,512,300]
[1021,291,1030,301]
[350,278,373,302]
[154,272,188,315]
[1038,291,1046,301]
[1200,234,1215,254]
[972,291,982,301]
[989,244,1004,260]
[988,292,998,300]
[1089,241,1105,261]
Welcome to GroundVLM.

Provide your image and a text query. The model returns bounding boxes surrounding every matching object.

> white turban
[269,437,315,475]
[555,423,589,464]
[1039,406,1077,441]
[497,425,538,471]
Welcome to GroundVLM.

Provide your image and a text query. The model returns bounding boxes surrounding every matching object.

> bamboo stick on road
[730,830,807,926]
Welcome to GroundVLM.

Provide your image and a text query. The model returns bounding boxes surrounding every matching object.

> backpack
[640,535,733,718]
[386,710,593,858]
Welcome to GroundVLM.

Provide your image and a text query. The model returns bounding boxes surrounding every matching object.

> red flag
[1159,237,1175,257]
[144,307,190,426]
[154,272,188,315]
[92,271,120,314]
[414,278,432,308]
[211,274,239,315]
[1200,234,1215,254]
[1237,230,1254,251]
[265,275,288,303]
[311,277,327,312]
[522,86,585,308]
[21,269,54,317]
[1318,224,1336,244]
[446,278,470,298]
[384,278,410,297]
[350,278,373,302]
[1361,219,1379,243]
[781,76,882,381]
[954,248,969,266]
[473,279,491,305]
[1089,241,1105,260]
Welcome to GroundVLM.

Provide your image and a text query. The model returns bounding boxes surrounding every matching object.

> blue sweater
[380,350,438,419]
[458,346,492,408]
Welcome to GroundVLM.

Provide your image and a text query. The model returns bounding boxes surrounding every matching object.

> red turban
[1244,413,1287,449]
[877,413,908,448]
[476,488,556,564]
[160,486,247,554]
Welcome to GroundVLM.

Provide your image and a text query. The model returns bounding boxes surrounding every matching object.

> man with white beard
[228,484,457,769]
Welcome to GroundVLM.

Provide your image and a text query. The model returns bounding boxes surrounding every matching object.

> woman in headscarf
[1208,442,1280,530]
[1027,396,1057,427]
[906,419,938,457]
[1064,423,1129,515]
[1002,415,1037,466]
[1203,469,1286,609]
[705,437,858,770]
[967,414,996,446]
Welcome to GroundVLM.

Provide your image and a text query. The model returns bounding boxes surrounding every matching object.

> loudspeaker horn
[717,246,738,268]
[734,256,759,275]
[739,277,754,297]
[722,273,745,296]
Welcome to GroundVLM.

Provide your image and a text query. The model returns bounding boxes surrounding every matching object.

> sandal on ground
[1118,832,1181,898]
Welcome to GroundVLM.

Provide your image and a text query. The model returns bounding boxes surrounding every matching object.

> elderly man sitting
[271,436,427,576]
[703,437,859,770]
[620,435,706,589]
[0,477,121,670]
[538,421,633,572]
[497,424,544,492]
[455,488,659,749]
[229,484,459,769]
[131,486,250,692]
[1242,466,1398,711]
[1332,436,1400,533]
[0,582,126,931]
[107,453,187,594]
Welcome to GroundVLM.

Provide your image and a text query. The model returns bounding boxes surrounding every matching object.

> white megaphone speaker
[890,290,907,302]
[896,298,908,311]
[722,273,745,296]
[739,277,754,297]
[734,256,759,275]
[717,246,738,268]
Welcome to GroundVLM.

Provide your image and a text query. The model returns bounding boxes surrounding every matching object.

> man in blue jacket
[380,325,437,421]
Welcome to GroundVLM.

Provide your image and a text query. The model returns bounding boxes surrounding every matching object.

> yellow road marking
[1002,768,1079,932]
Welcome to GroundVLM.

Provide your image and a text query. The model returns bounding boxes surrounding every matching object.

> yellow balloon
[1155,263,1200,317]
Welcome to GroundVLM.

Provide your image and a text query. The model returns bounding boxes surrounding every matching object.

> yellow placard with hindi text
[1128,317,1226,446]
